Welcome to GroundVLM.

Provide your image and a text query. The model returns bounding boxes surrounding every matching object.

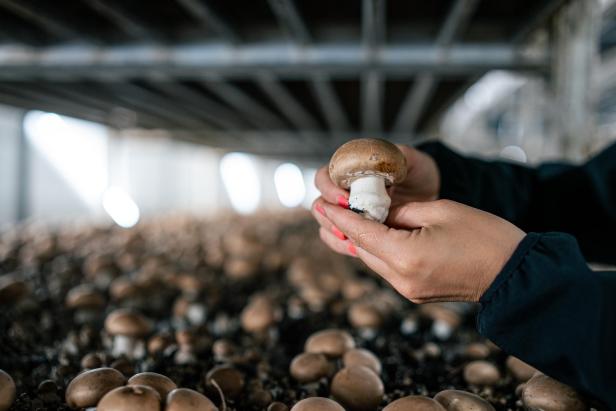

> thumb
[386,201,442,229]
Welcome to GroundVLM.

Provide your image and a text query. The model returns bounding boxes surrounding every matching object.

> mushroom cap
[505,356,538,382]
[383,396,446,411]
[304,329,355,358]
[521,374,586,411]
[290,397,346,411]
[268,401,290,411]
[0,275,29,305]
[97,385,161,411]
[166,388,219,411]
[104,309,152,337]
[348,302,383,329]
[289,352,333,383]
[65,367,126,409]
[329,138,407,189]
[419,304,461,327]
[205,365,245,399]
[128,372,177,400]
[463,361,501,386]
[331,366,384,411]
[65,284,105,309]
[434,390,495,411]
[463,343,491,360]
[0,369,16,411]
[342,348,382,375]
[241,295,279,333]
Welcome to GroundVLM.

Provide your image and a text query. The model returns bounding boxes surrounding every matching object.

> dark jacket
[421,141,616,409]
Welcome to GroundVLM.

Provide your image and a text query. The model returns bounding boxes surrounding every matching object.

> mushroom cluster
[0,210,589,411]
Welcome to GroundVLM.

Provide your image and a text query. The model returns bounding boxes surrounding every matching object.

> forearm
[478,232,616,409]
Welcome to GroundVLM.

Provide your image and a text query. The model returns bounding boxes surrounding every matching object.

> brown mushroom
[419,304,461,340]
[212,339,237,361]
[104,309,152,358]
[304,329,355,358]
[331,366,384,411]
[463,343,491,360]
[506,356,538,382]
[383,396,446,411]
[65,284,105,323]
[521,374,586,411]
[97,385,161,411]
[463,361,501,386]
[205,365,245,399]
[329,138,407,222]
[0,275,29,305]
[434,390,495,411]
[290,397,345,411]
[342,348,382,375]
[240,295,280,334]
[268,401,290,411]
[289,352,333,383]
[128,372,177,400]
[166,388,218,411]
[348,302,383,331]
[0,370,16,411]
[80,352,103,369]
[65,367,126,409]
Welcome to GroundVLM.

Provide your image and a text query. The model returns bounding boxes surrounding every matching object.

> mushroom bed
[0,211,586,411]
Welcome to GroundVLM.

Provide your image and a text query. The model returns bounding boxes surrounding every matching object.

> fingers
[386,200,450,229]
[314,166,349,207]
[312,197,348,240]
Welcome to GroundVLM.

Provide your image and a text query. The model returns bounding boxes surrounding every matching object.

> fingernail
[315,203,325,216]
[332,226,346,240]
[337,195,349,209]
[347,243,357,257]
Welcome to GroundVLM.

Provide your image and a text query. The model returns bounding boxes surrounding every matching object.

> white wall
[0,104,23,225]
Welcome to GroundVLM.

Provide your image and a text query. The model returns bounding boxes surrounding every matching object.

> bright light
[302,168,320,209]
[102,187,140,228]
[23,111,108,210]
[220,153,261,214]
[500,145,528,163]
[274,163,306,208]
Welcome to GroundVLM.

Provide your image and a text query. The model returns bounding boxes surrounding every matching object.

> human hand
[311,199,525,303]
[315,144,440,209]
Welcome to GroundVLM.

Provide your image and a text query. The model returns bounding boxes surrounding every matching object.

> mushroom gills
[348,175,391,223]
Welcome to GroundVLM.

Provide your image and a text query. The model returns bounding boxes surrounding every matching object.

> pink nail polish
[337,195,350,209]
[332,226,346,240]
[347,243,357,256]
[315,203,325,216]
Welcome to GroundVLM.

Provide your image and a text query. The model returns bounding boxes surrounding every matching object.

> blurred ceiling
[0,0,563,157]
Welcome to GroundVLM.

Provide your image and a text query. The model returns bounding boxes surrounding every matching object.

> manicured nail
[337,195,350,209]
[332,226,346,240]
[315,203,326,216]
[347,243,357,257]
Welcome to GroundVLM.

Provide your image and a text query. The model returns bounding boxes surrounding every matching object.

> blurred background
[0,0,615,227]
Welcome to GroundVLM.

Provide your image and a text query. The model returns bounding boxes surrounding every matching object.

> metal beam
[0,0,81,40]
[177,0,239,43]
[393,0,479,134]
[268,0,311,44]
[0,43,548,80]
[201,77,287,129]
[310,74,350,132]
[362,0,386,50]
[361,70,383,133]
[512,0,566,44]
[256,72,319,130]
[83,0,152,40]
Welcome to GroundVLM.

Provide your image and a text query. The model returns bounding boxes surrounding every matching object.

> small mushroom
[290,397,345,411]
[506,356,538,382]
[65,284,105,323]
[0,370,16,411]
[212,339,237,361]
[304,329,355,358]
[0,275,29,305]
[128,372,177,400]
[147,332,174,355]
[205,365,245,399]
[383,396,446,411]
[104,309,152,358]
[240,295,280,334]
[342,348,381,375]
[434,390,495,411]
[347,302,383,335]
[520,374,586,411]
[331,366,384,411]
[329,138,407,222]
[97,385,161,411]
[166,388,218,411]
[81,352,103,369]
[289,352,333,383]
[419,304,461,340]
[268,401,290,411]
[463,361,501,386]
[65,367,126,409]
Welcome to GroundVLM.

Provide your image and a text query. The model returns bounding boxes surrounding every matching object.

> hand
[311,199,525,303]
[315,145,440,209]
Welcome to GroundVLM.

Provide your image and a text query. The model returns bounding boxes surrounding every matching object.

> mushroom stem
[348,175,391,223]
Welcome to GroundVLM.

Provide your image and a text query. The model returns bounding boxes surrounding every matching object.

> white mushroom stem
[112,336,145,359]
[432,320,453,340]
[348,175,391,223]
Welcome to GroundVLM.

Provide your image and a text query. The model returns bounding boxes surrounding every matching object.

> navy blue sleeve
[419,142,616,265]
[478,233,616,409]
